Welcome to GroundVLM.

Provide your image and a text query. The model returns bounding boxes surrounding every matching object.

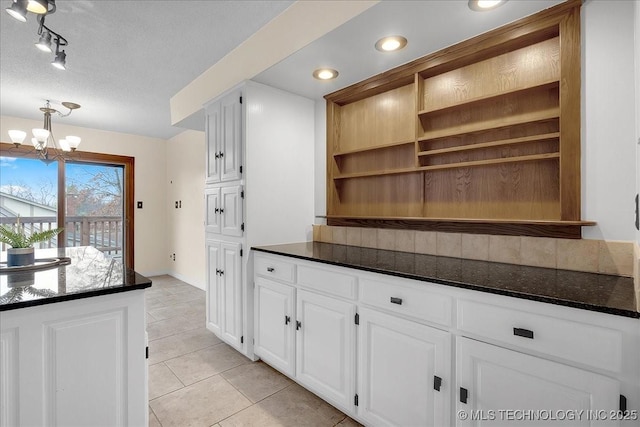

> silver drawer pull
[390,297,403,305]
[267,267,275,273]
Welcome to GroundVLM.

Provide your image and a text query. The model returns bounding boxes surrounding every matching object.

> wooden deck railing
[0,216,123,256]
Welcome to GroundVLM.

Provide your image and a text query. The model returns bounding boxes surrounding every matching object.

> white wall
[582,0,638,242]
[165,130,206,289]
[244,81,316,245]
[0,116,167,276]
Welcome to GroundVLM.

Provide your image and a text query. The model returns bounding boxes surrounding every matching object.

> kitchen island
[0,246,151,427]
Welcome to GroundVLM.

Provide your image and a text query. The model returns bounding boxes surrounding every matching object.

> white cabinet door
[205,101,220,183]
[204,186,221,234]
[254,276,296,377]
[205,238,221,334]
[220,90,242,182]
[206,239,243,349]
[456,337,621,426]
[0,328,18,427]
[205,90,242,183]
[221,185,243,237]
[1,291,147,427]
[296,289,356,412]
[221,242,243,350]
[358,308,451,427]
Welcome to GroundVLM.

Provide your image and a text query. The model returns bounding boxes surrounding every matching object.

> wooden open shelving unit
[325,0,593,238]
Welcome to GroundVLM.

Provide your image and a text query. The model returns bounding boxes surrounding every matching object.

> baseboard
[138,270,169,278]
[169,271,205,291]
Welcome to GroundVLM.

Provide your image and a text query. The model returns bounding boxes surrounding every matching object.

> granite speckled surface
[253,242,639,319]
[0,246,151,311]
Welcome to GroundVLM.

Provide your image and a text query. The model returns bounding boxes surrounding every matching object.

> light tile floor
[146,275,362,427]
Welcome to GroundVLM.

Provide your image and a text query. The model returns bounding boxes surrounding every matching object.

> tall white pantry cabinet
[203,81,315,359]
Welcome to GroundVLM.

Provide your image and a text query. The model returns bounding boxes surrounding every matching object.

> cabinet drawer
[457,299,623,373]
[255,255,295,283]
[297,264,357,300]
[360,277,452,326]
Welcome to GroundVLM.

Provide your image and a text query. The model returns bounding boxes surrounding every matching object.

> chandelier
[5,0,70,70]
[7,100,82,163]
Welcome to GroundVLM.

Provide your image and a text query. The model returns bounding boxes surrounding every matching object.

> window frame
[0,142,135,268]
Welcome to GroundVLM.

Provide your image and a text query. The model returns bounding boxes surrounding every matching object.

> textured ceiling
[0,0,293,139]
[0,0,564,140]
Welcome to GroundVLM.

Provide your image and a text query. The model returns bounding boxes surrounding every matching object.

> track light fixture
[5,0,27,21]
[35,29,51,52]
[51,44,66,70]
[26,0,55,15]
[5,0,70,70]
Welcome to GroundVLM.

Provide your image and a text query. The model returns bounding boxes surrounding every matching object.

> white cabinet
[205,185,244,237]
[206,239,242,350]
[205,90,242,184]
[253,255,357,412]
[203,81,315,359]
[0,291,147,427]
[254,276,296,376]
[253,252,640,427]
[456,337,621,427]
[296,289,356,411]
[358,307,451,427]
[204,90,244,352]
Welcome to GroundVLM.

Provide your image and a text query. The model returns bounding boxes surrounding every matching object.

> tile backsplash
[312,225,636,279]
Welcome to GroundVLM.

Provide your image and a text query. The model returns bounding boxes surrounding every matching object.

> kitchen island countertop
[0,246,151,311]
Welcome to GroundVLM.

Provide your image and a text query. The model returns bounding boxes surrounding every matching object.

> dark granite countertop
[253,242,639,319]
[0,246,151,312]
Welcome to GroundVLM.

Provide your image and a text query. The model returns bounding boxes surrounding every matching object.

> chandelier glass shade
[7,100,82,162]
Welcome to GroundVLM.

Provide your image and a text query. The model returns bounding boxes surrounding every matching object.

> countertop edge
[0,281,152,312]
[252,246,640,319]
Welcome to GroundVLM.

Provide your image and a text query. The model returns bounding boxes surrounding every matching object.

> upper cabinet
[205,90,242,184]
[325,0,590,239]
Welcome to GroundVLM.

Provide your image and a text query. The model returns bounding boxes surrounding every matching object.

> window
[0,143,135,268]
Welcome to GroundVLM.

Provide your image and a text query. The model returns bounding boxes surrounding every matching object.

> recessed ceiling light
[375,36,408,52]
[313,68,339,80]
[468,0,507,11]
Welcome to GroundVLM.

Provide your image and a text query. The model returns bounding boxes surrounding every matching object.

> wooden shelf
[420,152,559,171]
[334,153,559,180]
[418,80,559,117]
[334,167,419,180]
[418,132,560,157]
[327,215,595,226]
[418,108,560,142]
[333,139,415,157]
[325,2,583,235]
[326,216,596,239]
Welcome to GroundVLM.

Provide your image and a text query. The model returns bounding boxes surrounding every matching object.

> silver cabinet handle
[267,267,275,272]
